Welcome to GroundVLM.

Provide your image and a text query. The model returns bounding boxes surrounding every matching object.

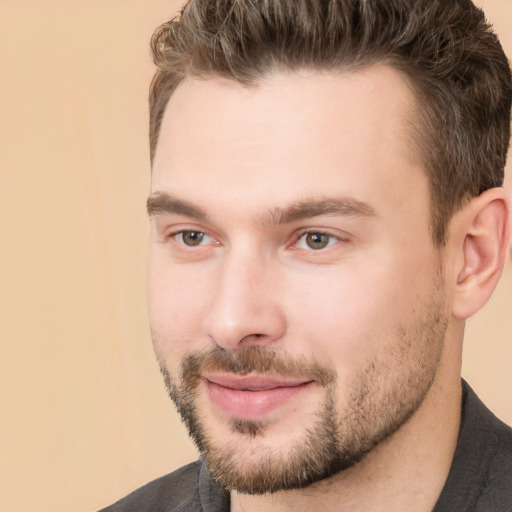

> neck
[231,361,462,512]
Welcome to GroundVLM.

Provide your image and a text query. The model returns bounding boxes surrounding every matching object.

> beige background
[0,1,510,511]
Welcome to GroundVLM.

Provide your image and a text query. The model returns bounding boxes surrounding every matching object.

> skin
[147,66,510,511]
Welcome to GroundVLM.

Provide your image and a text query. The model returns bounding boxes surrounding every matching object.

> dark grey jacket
[99,381,512,512]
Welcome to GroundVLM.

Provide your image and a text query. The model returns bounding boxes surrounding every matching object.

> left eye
[174,230,212,247]
[296,232,338,250]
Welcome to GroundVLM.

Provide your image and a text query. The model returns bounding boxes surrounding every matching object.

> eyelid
[169,229,218,247]
[156,218,213,239]
[291,228,350,251]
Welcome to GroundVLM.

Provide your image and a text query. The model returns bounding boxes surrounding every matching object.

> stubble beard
[155,276,448,495]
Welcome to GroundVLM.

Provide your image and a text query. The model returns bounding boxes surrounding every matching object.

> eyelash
[294,231,342,251]
[171,230,215,248]
[168,228,345,253]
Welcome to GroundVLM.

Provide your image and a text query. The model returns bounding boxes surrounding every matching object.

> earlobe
[452,188,511,320]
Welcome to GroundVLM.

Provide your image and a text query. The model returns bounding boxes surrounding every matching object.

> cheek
[284,260,426,373]
[147,255,213,358]
[288,282,384,372]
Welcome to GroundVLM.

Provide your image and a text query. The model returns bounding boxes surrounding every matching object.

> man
[101,0,512,510]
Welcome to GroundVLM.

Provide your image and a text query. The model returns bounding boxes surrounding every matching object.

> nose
[201,250,287,351]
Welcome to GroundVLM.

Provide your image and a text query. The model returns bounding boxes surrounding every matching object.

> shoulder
[434,381,512,512]
[463,381,512,479]
[98,461,204,512]
[470,393,512,511]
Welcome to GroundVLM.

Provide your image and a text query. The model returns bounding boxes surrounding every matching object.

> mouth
[202,373,316,420]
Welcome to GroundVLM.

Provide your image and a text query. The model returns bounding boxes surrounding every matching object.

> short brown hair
[149,0,511,245]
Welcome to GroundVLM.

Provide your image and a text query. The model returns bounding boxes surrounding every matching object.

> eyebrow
[147,192,209,220]
[147,192,377,224]
[264,197,377,225]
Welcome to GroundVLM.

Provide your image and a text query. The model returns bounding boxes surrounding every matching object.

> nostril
[237,332,275,347]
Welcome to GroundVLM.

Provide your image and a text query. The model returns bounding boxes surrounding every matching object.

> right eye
[295,231,340,251]
[174,230,212,247]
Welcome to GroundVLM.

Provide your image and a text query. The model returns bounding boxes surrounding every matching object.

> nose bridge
[202,243,286,350]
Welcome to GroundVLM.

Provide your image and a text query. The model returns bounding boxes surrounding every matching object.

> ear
[451,187,511,320]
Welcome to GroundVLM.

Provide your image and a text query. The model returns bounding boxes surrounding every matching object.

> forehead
[151,65,427,221]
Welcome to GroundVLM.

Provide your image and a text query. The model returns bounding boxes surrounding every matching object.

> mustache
[172,345,336,389]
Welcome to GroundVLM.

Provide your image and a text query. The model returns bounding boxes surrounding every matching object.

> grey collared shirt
[99,381,512,512]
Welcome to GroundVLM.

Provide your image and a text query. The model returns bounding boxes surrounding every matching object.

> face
[148,66,448,494]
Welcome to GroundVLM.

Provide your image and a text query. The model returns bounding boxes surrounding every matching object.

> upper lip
[203,373,314,391]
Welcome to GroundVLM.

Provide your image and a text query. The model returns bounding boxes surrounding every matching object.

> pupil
[306,233,329,249]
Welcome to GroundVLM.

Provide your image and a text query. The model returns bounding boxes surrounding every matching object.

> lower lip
[205,379,315,420]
